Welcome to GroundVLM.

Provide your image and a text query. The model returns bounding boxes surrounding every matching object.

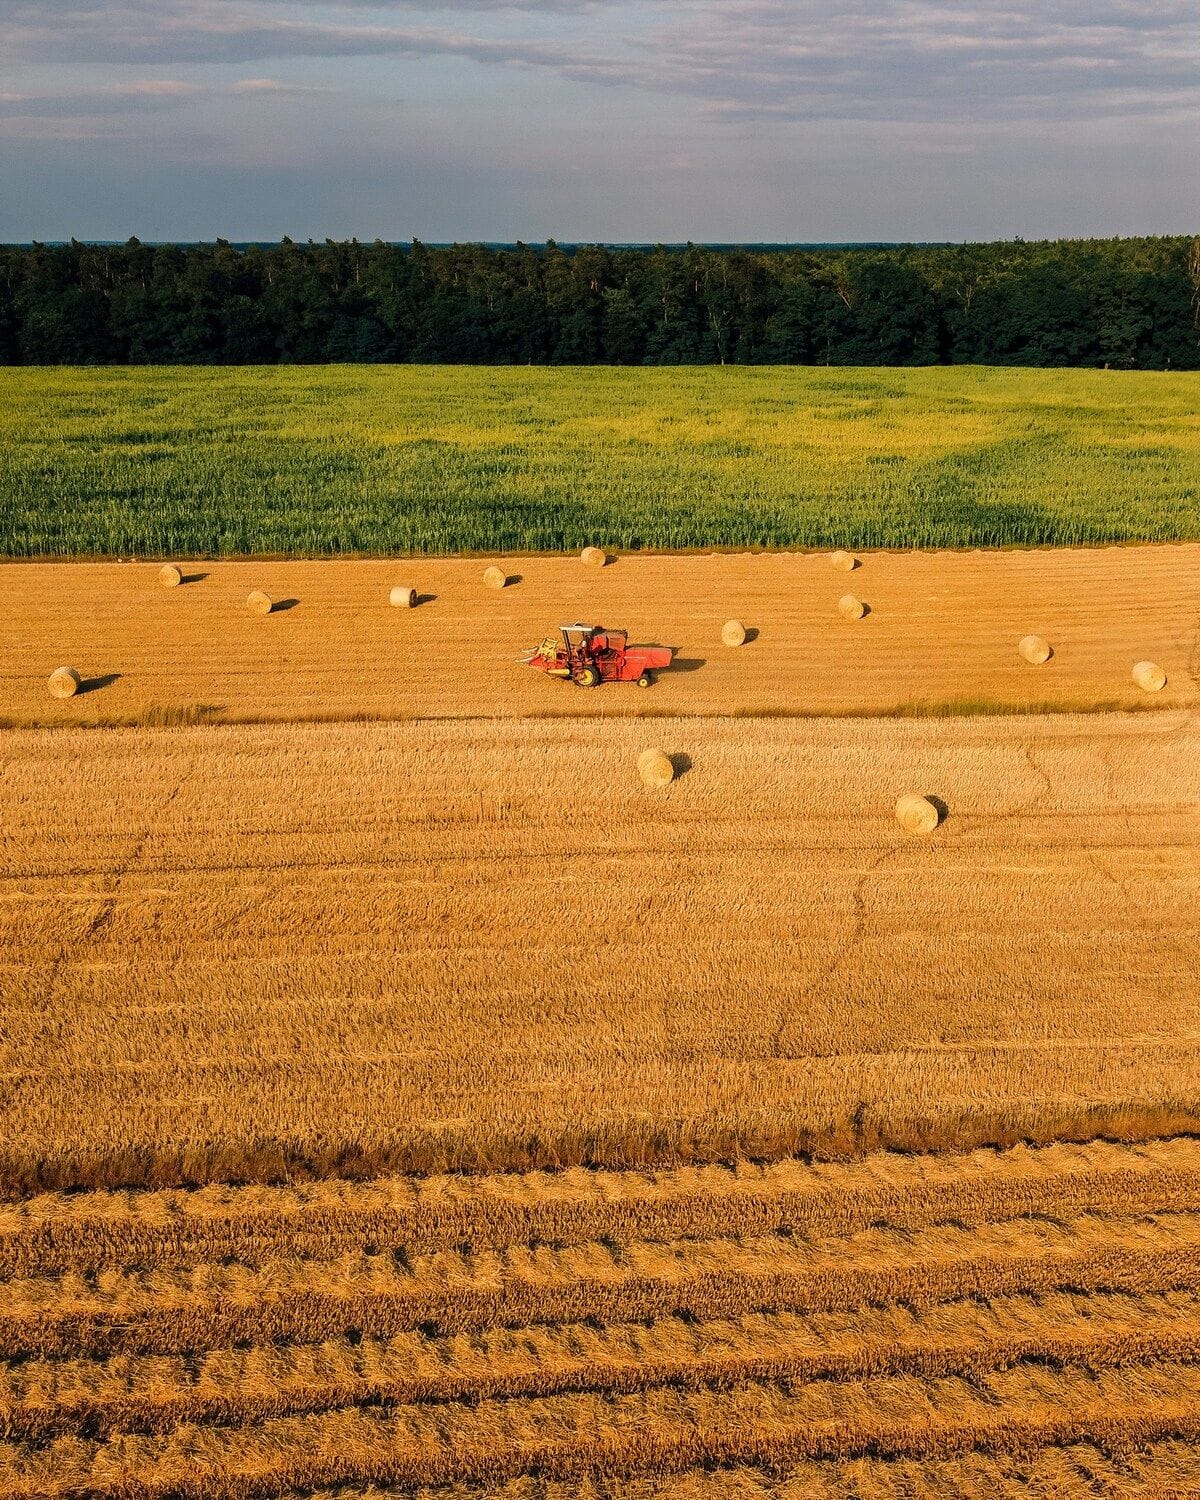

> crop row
[297,1440,1200,1500]
[4,1137,1197,1278]
[3,1289,1197,1443]
[4,1361,1200,1498]
[5,1210,1200,1357]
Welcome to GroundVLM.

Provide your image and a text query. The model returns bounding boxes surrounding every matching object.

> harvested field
[0,545,1196,726]
[1,707,1197,1192]
[4,541,1198,1492]
[2,1139,1200,1495]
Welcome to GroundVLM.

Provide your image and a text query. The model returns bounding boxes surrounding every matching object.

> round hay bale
[47,666,81,699]
[159,563,182,588]
[721,619,747,648]
[246,590,273,616]
[1133,660,1166,692]
[581,546,608,569]
[895,794,940,834]
[831,550,859,572]
[1019,634,1052,665]
[389,586,417,608]
[638,748,675,790]
[838,593,866,619]
[483,565,508,591]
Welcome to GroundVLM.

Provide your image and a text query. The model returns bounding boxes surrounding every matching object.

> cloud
[227,76,331,94]
[116,78,203,98]
[0,76,323,130]
[0,80,201,117]
[636,0,1200,124]
[2,0,1196,128]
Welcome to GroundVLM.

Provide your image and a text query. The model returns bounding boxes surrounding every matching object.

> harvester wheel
[575,665,600,688]
[637,674,651,688]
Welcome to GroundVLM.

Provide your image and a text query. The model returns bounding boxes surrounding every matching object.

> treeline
[1,236,1197,368]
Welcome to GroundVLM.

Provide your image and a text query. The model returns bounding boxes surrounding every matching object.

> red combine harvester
[522,624,673,688]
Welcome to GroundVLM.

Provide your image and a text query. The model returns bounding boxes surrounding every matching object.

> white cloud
[5,0,1196,125]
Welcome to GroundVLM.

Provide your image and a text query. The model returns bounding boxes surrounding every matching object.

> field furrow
[4,1211,1199,1358]
[3,1289,1198,1442]
[4,1137,1199,1278]
[4,1361,1200,1498]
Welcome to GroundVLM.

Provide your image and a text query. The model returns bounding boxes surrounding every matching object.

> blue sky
[1,0,1196,241]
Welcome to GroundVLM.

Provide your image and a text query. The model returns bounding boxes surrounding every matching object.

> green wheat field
[3,365,1198,556]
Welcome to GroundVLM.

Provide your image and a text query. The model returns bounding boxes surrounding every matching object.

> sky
[1,0,1197,242]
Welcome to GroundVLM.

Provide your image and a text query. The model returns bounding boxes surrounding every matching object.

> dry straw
[1133,661,1166,692]
[1019,635,1052,665]
[389,587,417,608]
[158,564,182,588]
[831,551,859,572]
[246,591,273,616]
[895,794,940,834]
[483,566,508,591]
[638,748,675,789]
[721,620,747,647]
[46,666,81,699]
[838,594,866,619]
[581,547,608,569]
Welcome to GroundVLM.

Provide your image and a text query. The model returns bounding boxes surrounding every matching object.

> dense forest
[1,236,1197,368]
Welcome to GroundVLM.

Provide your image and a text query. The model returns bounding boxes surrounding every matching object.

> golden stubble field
[1,544,1196,725]
[2,707,1197,1192]
[2,545,1199,1496]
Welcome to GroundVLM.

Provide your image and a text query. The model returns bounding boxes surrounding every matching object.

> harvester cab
[522,623,672,688]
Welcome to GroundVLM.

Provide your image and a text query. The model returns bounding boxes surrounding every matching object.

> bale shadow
[180,572,209,585]
[859,603,873,618]
[77,672,121,695]
[506,575,523,589]
[271,598,301,613]
[415,592,438,607]
[743,627,760,644]
[926,794,950,825]
[669,751,692,780]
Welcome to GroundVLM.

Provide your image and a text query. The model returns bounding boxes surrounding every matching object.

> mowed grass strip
[3,1290,1198,1442]
[2,366,1200,557]
[4,1211,1200,1358]
[4,1362,1200,1497]
[4,1137,1200,1278]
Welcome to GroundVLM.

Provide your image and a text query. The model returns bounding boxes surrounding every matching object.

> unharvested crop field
[3,365,1200,556]
[1,544,1196,725]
